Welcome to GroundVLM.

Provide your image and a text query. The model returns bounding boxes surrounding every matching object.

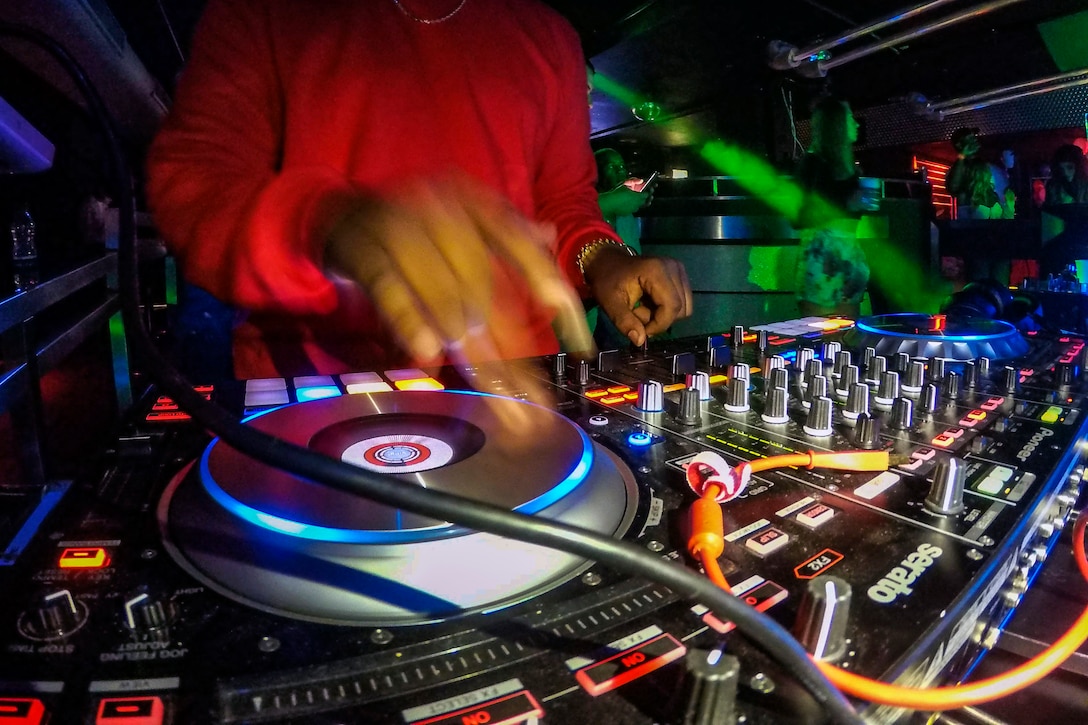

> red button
[96,697,163,725]
[413,691,543,725]
[575,633,686,696]
[0,699,45,725]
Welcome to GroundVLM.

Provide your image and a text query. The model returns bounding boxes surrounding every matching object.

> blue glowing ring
[854,315,1019,343]
[201,390,595,544]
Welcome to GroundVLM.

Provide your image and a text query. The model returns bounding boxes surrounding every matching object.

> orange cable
[697,470,1088,710]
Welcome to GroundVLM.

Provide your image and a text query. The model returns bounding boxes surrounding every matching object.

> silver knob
[724,377,750,413]
[854,412,881,449]
[865,355,886,385]
[822,341,841,362]
[762,386,790,424]
[918,383,940,418]
[677,387,701,426]
[802,359,824,390]
[962,360,979,389]
[551,352,567,381]
[1003,366,1019,394]
[769,367,789,391]
[978,356,991,378]
[862,346,876,368]
[732,325,744,348]
[832,350,852,379]
[902,361,925,394]
[803,396,834,437]
[890,396,914,430]
[804,375,828,409]
[874,370,900,408]
[926,458,966,515]
[757,328,769,350]
[928,356,946,382]
[686,371,712,401]
[844,382,870,421]
[796,347,815,376]
[729,363,750,386]
[942,371,961,402]
[576,359,591,386]
[893,352,911,373]
[765,355,786,372]
[636,380,664,412]
[836,365,859,399]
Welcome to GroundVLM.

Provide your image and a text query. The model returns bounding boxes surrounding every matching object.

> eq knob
[803,375,829,409]
[917,383,940,418]
[977,356,991,379]
[843,382,870,421]
[925,458,966,516]
[832,350,852,379]
[942,371,961,402]
[1003,366,1020,394]
[928,356,946,382]
[762,385,790,425]
[756,328,769,351]
[686,371,712,401]
[796,347,815,377]
[794,575,852,661]
[551,352,567,381]
[836,364,859,399]
[865,355,886,385]
[576,359,591,387]
[854,411,881,449]
[962,360,979,389]
[731,325,745,348]
[822,341,841,362]
[861,346,877,368]
[901,360,925,395]
[803,396,834,437]
[636,380,664,413]
[729,363,751,387]
[889,396,914,430]
[769,366,790,391]
[724,377,750,413]
[765,354,786,372]
[681,649,740,725]
[893,351,911,374]
[676,387,701,426]
[802,359,824,391]
[873,371,900,409]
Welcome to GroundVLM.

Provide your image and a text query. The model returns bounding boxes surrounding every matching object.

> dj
[146,0,692,380]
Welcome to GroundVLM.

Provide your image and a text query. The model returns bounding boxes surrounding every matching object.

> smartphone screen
[625,171,659,193]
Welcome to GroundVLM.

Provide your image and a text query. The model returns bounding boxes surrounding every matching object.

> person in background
[147,0,691,381]
[1044,144,1088,206]
[1041,144,1088,279]
[947,128,1009,220]
[792,96,870,319]
[590,147,655,348]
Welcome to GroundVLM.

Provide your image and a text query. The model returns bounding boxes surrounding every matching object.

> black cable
[0,23,861,725]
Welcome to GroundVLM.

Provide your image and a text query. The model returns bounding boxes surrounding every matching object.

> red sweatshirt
[147,0,618,378]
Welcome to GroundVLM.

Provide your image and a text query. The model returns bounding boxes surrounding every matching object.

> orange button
[662,383,686,393]
[967,410,987,421]
[932,433,955,448]
[623,392,639,401]
[586,389,608,398]
[600,396,626,405]
[607,385,631,394]
[59,547,110,569]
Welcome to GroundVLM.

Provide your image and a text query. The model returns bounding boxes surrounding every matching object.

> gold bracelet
[576,238,635,281]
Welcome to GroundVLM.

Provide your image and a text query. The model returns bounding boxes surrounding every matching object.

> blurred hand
[324,174,594,409]
[585,246,692,346]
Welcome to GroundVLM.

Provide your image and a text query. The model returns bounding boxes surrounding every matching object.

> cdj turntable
[1,314,1086,724]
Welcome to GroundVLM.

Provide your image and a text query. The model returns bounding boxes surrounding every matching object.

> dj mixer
[1,313,1086,724]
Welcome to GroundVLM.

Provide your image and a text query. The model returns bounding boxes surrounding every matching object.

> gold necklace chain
[391,0,467,24]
